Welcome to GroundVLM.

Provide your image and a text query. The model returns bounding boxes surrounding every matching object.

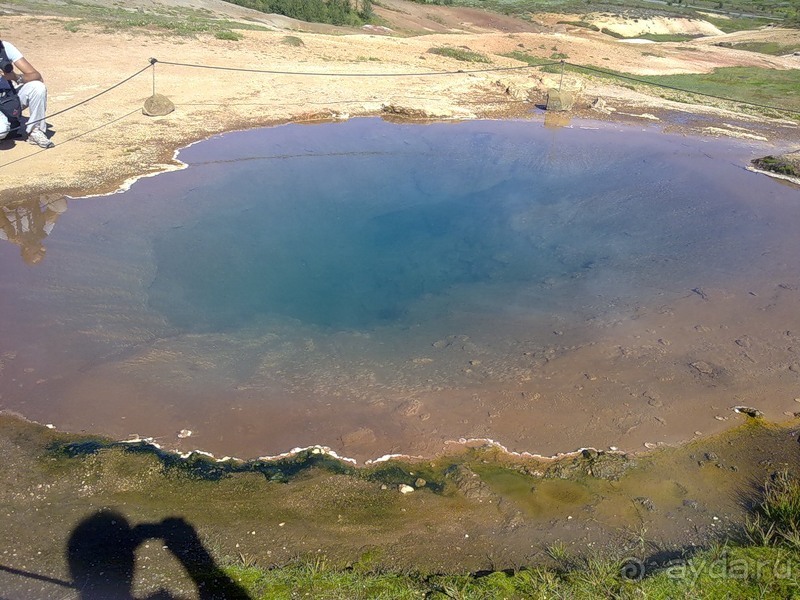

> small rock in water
[635,496,655,512]
[414,478,427,488]
[690,361,715,375]
[178,429,192,439]
[733,406,763,418]
[399,484,415,494]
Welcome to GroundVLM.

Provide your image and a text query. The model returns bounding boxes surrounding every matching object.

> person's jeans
[0,80,48,138]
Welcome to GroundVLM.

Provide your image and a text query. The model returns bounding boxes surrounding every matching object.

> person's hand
[160,517,208,565]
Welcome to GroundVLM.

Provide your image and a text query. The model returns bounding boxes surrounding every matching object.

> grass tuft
[282,35,305,47]
[215,30,242,41]
[746,470,800,548]
[427,46,491,63]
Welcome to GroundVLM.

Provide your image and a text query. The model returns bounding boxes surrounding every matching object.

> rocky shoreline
[751,150,800,185]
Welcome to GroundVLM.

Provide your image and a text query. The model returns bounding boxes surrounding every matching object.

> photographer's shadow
[67,510,251,600]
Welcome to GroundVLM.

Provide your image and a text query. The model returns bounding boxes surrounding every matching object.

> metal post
[149,57,158,96]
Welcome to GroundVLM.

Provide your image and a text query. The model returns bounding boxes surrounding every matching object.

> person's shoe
[28,129,54,149]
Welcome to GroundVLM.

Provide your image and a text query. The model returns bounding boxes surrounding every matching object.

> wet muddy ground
[0,414,798,598]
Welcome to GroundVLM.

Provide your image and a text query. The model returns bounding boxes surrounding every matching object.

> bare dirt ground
[0,0,798,205]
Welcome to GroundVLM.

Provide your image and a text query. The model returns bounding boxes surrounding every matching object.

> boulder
[142,93,174,117]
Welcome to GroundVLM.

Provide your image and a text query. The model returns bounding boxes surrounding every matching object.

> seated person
[0,39,54,148]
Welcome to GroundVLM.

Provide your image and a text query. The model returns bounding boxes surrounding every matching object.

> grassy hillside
[402,0,797,30]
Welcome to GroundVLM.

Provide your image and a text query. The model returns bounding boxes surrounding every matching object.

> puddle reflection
[0,194,67,265]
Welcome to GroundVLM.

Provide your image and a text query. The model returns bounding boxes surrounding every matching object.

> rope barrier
[153,57,800,115]
[3,63,152,137]
[2,53,798,171]
[151,58,564,77]
[0,108,140,169]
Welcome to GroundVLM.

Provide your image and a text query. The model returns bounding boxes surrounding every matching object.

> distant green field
[507,51,800,116]
[719,41,800,55]
[642,66,800,112]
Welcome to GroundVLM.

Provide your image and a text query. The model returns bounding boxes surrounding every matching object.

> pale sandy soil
[0,1,798,206]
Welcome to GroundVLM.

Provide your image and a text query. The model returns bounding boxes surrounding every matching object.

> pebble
[733,406,763,418]
[399,484,415,494]
[178,429,192,438]
[690,361,714,375]
[414,478,427,488]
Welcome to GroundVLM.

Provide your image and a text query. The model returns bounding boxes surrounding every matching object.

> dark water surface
[1,118,798,459]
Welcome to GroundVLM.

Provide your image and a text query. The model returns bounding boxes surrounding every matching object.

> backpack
[0,41,22,128]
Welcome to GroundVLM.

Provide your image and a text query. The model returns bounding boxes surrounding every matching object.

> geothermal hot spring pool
[1,118,799,462]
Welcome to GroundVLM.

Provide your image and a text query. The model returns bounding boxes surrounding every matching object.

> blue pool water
[144,118,793,332]
[1,118,798,458]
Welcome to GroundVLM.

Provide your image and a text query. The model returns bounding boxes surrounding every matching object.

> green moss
[281,35,305,47]
[752,155,800,177]
[719,41,800,55]
[214,30,242,41]
[427,46,492,63]
[632,32,702,42]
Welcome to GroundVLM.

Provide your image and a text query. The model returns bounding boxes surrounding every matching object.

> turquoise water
[0,118,798,457]
[143,118,792,332]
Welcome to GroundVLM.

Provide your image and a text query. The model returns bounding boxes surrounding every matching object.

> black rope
[0,108,140,169]
[564,61,800,116]
[152,58,563,77]
[3,53,797,169]
[4,63,152,136]
[154,57,800,116]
